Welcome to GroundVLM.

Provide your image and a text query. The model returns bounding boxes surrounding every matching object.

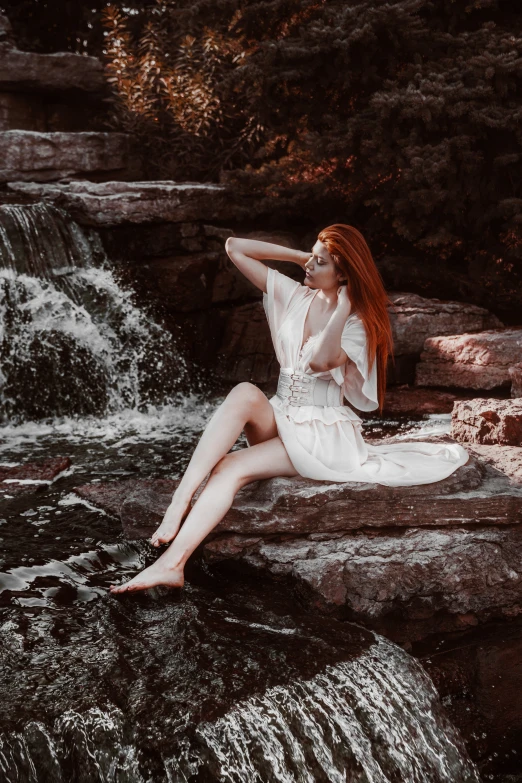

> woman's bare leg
[150,382,278,547]
[110,436,298,593]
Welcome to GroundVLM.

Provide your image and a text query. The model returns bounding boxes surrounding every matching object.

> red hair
[317,223,394,413]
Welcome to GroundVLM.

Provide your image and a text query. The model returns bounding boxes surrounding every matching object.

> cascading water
[0,202,187,422]
[0,638,480,782]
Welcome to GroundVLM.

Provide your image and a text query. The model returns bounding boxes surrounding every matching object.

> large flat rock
[6,180,232,224]
[0,132,130,182]
[72,438,522,540]
[388,292,502,355]
[415,328,522,392]
[452,398,522,446]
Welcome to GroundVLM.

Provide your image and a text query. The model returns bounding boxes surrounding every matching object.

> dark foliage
[2,0,521,317]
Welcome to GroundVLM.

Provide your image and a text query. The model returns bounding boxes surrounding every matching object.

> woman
[110,224,469,594]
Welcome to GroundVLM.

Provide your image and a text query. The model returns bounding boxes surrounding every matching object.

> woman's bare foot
[150,494,192,548]
[109,561,185,594]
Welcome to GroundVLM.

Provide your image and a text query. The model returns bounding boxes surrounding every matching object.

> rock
[7,180,232,224]
[382,385,462,415]
[216,301,280,386]
[1,456,70,497]
[204,525,522,637]
[452,399,522,446]
[0,132,130,182]
[457,443,522,480]
[72,437,522,640]
[388,292,502,356]
[387,292,502,385]
[510,362,522,398]
[73,437,522,539]
[415,328,522,390]
[73,478,177,519]
[0,43,106,94]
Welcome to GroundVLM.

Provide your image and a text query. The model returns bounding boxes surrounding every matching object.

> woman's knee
[226,381,265,411]
[210,450,243,481]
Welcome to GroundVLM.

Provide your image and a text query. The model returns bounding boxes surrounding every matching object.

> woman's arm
[225,237,309,294]
[309,289,353,373]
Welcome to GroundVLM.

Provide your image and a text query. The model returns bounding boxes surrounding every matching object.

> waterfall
[0,638,481,783]
[0,203,187,422]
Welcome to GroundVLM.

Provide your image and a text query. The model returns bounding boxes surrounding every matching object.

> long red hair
[317,224,394,413]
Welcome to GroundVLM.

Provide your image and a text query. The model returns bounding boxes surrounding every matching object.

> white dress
[262,266,469,486]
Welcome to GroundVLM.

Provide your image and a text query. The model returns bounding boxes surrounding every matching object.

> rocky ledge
[73,435,522,643]
[6,180,236,224]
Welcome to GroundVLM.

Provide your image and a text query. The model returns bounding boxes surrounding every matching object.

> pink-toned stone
[510,362,522,398]
[388,292,502,356]
[415,328,522,390]
[452,398,522,446]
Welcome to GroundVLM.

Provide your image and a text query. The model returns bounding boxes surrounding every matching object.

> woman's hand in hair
[336,284,352,317]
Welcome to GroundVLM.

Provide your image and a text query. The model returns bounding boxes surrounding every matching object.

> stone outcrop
[73,436,522,640]
[0,132,131,182]
[451,398,522,446]
[7,180,233,223]
[415,328,522,392]
[1,456,70,498]
[386,293,502,385]
[388,292,502,356]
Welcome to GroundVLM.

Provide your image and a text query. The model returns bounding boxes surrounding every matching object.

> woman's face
[304,240,345,291]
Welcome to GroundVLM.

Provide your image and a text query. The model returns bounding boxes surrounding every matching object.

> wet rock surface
[205,525,522,641]
[415,328,522,391]
[1,132,131,182]
[452,398,522,446]
[1,456,70,498]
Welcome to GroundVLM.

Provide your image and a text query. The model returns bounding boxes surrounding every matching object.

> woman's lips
[305,271,313,278]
